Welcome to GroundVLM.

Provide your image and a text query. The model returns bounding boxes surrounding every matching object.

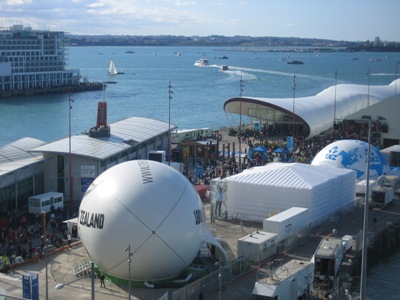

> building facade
[0,25,80,94]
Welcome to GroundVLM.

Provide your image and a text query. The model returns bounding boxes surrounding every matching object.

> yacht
[220,65,229,71]
[194,58,209,67]
[287,60,304,65]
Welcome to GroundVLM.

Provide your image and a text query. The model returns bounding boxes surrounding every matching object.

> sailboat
[108,60,117,76]
[108,60,124,75]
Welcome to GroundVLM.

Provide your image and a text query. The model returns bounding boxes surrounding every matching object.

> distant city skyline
[1,0,399,42]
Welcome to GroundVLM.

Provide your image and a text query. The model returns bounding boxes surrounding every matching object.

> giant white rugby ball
[78,160,206,281]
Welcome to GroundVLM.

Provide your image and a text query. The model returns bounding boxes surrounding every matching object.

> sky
[1,0,399,42]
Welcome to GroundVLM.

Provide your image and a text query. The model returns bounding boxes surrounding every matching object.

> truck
[148,150,166,163]
[252,259,314,300]
[263,207,309,252]
[28,192,64,214]
[237,230,278,262]
[312,237,345,281]
[170,128,212,144]
[370,185,394,207]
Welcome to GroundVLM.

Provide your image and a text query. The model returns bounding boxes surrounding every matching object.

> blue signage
[22,272,39,300]
[81,177,95,192]
[287,136,294,151]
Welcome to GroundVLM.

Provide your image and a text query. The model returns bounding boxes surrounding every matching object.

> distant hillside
[66,35,400,52]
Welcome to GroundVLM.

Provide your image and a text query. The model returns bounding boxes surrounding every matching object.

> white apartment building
[0,25,80,93]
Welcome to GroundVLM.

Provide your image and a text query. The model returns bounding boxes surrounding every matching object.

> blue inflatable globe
[311,139,389,180]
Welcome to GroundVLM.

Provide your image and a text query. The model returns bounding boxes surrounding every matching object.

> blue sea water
[0,46,399,297]
[0,46,399,147]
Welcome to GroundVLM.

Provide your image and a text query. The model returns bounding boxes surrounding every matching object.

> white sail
[108,60,117,76]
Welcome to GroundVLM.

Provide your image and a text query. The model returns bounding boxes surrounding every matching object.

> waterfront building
[0,114,175,222]
[224,79,400,147]
[0,25,81,96]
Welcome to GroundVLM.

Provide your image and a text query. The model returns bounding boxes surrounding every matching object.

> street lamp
[215,261,222,300]
[366,69,371,107]
[239,76,243,168]
[55,261,95,300]
[360,119,371,300]
[334,70,338,126]
[292,73,297,140]
[168,82,173,166]
[218,268,221,300]
[395,62,399,95]
[41,211,48,300]
[68,91,74,215]
[125,244,133,300]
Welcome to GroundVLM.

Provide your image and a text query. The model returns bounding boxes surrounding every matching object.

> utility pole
[239,76,244,168]
[125,244,133,300]
[168,81,173,166]
[292,74,297,140]
[68,90,74,215]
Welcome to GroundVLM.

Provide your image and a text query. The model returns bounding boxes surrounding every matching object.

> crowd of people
[189,126,336,183]
[0,206,69,271]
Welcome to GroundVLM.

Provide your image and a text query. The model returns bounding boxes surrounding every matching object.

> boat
[108,60,124,75]
[125,50,135,54]
[194,58,209,67]
[218,55,228,59]
[220,65,229,71]
[104,80,117,84]
[287,60,304,65]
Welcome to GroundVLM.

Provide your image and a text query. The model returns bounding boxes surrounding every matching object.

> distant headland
[66,35,400,52]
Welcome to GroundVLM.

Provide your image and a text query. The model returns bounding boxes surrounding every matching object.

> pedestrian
[100,274,105,288]
[215,184,223,217]
[67,233,72,247]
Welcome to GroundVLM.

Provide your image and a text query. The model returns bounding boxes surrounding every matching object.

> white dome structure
[78,160,207,281]
[311,139,389,180]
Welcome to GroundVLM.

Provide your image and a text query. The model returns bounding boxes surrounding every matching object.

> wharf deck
[0,82,105,98]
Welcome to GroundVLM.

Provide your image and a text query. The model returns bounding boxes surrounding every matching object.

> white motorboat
[194,58,209,67]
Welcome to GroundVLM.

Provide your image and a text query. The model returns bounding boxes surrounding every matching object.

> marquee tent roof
[224,79,400,139]
[221,162,357,224]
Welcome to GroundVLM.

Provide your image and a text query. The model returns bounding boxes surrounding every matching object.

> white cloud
[6,0,32,4]
[0,0,399,41]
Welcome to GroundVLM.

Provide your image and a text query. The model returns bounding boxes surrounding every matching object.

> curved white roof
[224,79,400,138]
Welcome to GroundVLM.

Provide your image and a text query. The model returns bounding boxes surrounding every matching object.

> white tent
[222,163,356,225]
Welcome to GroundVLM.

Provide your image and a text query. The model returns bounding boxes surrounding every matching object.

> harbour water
[1,46,400,147]
[0,46,400,297]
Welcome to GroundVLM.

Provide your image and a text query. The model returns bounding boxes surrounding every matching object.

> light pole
[218,267,221,300]
[42,211,48,300]
[239,76,243,168]
[216,261,222,300]
[366,69,371,107]
[68,91,74,215]
[168,82,173,166]
[395,63,399,95]
[292,73,297,140]
[55,261,95,300]
[334,70,338,126]
[360,119,371,300]
[125,244,133,300]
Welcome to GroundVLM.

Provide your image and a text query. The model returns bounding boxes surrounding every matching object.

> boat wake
[209,64,257,80]
[232,66,334,83]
